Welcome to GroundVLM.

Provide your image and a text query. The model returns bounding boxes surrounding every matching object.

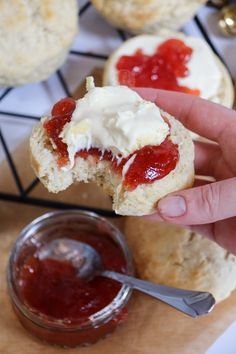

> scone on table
[0,0,78,87]
[125,219,236,303]
[30,78,194,216]
[103,31,234,109]
[91,0,207,34]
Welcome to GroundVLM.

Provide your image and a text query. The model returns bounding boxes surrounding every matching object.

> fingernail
[158,196,186,218]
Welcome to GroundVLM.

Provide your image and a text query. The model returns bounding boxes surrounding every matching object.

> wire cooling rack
[0,1,234,217]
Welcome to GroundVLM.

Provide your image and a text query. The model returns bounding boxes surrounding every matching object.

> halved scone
[30,80,194,215]
[103,32,234,109]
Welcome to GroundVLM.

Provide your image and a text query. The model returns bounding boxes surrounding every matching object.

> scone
[103,32,234,108]
[30,79,194,216]
[125,219,236,302]
[91,0,206,34]
[0,0,78,87]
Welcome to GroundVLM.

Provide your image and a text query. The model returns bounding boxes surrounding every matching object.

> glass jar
[7,210,134,347]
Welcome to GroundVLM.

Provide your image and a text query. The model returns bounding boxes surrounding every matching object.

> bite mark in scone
[30,78,194,215]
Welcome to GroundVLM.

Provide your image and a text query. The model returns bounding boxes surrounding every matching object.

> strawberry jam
[9,211,133,347]
[44,97,179,191]
[44,97,76,165]
[17,233,126,321]
[121,139,178,190]
[76,138,179,191]
[116,38,200,95]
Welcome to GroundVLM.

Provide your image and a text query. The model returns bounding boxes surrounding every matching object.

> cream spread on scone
[104,35,223,103]
[60,83,169,168]
[30,78,194,215]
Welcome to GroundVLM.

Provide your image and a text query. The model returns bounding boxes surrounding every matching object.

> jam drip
[44,98,179,191]
[18,233,126,321]
[44,97,76,166]
[116,38,200,95]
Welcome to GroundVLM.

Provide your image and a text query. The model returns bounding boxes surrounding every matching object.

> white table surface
[0,0,235,164]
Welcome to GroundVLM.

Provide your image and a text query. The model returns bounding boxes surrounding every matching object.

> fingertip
[157,195,187,219]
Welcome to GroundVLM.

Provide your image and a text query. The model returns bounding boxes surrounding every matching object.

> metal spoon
[38,238,215,318]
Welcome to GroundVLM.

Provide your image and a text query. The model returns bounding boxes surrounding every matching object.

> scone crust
[30,108,194,216]
[125,219,236,302]
[0,0,78,86]
[91,0,206,33]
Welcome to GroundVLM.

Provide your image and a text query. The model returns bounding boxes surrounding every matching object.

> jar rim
[7,210,134,332]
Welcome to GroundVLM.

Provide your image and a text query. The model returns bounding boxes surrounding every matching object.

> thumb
[157,177,236,225]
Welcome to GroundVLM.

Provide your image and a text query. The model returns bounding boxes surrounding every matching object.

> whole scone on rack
[125,219,236,303]
[29,79,194,216]
[91,0,206,34]
[103,31,234,109]
[0,0,78,87]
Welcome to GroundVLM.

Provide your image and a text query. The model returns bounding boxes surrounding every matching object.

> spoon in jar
[38,238,215,318]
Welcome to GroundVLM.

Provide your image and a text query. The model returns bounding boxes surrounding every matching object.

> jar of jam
[7,210,134,347]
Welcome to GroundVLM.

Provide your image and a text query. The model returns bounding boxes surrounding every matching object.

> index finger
[134,88,236,142]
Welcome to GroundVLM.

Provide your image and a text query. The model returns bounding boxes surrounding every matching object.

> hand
[135,88,236,254]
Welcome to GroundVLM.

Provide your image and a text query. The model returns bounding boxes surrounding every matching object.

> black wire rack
[0,1,234,218]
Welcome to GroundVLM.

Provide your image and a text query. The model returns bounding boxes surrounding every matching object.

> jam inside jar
[8,211,134,347]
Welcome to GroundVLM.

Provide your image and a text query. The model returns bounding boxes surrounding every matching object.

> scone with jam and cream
[30,79,194,216]
[103,32,234,109]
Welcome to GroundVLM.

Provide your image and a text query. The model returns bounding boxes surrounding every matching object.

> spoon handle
[102,271,215,318]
